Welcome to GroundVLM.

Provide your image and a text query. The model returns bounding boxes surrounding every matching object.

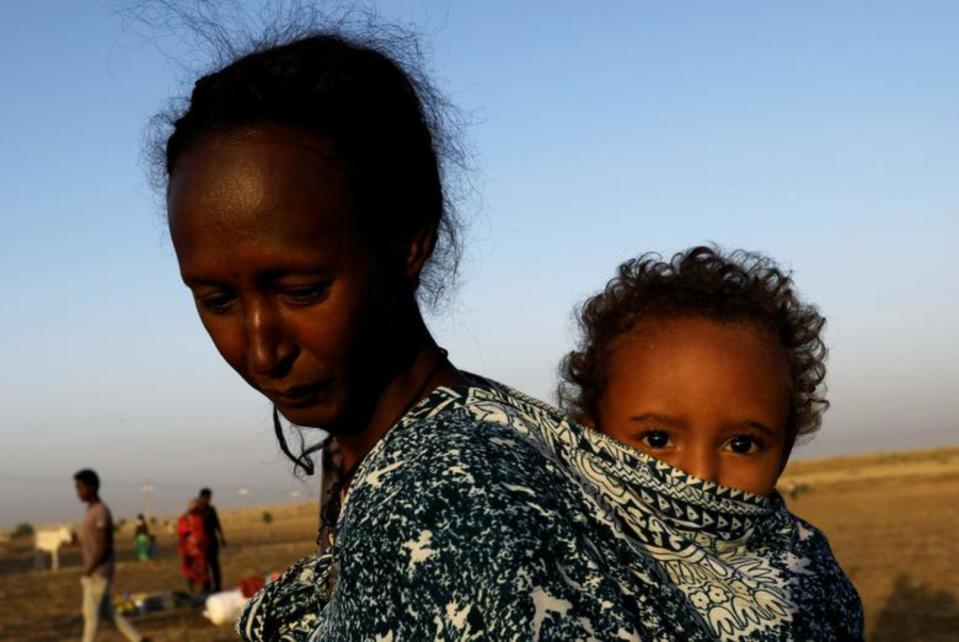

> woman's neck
[335,320,464,472]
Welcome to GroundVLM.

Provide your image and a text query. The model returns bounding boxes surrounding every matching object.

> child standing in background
[559,246,864,639]
[133,514,151,561]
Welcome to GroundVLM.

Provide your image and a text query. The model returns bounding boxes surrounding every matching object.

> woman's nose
[245,300,295,377]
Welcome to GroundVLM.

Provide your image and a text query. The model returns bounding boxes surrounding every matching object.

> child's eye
[725,436,761,455]
[639,431,673,449]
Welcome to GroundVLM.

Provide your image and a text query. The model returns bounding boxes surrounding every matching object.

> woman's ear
[403,226,438,280]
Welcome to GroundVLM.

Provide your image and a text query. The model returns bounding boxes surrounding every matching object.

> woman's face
[168,127,399,433]
[591,317,792,496]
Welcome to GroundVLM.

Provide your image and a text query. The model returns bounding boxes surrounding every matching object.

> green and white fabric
[238,378,863,641]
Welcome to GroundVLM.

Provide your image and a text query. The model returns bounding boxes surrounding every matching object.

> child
[559,245,864,640]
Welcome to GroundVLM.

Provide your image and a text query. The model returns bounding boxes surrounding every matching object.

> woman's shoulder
[321,380,658,640]
[351,377,570,502]
[332,378,582,554]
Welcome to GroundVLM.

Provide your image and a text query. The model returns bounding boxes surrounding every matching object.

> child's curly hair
[558,246,828,451]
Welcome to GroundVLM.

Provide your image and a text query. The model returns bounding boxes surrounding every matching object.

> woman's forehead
[168,129,356,247]
[170,128,340,204]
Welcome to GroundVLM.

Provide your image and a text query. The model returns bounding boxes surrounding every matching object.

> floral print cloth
[238,378,863,641]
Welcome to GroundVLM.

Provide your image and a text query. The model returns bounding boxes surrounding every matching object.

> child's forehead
[616,315,781,350]
[606,317,793,391]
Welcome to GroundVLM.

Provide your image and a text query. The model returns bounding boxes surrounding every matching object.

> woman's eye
[726,436,760,455]
[197,293,235,314]
[640,431,672,449]
[280,285,328,306]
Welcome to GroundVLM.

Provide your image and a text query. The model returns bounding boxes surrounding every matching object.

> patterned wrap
[238,378,863,641]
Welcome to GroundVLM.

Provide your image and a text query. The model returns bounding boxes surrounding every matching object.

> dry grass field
[0,503,318,642]
[779,446,959,640]
[1,446,956,641]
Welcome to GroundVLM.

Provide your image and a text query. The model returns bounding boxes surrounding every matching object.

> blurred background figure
[176,499,208,595]
[74,469,148,642]
[197,487,226,593]
[132,514,151,561]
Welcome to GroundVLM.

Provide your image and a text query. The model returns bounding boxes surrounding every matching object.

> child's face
[590,317,792,496]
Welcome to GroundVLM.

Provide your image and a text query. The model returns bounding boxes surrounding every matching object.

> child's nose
[681,447,719,484]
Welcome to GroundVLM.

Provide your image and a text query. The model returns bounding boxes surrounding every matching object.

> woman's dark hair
[559,246,828,453]
[73,468,100,492]
[155,27,467,307]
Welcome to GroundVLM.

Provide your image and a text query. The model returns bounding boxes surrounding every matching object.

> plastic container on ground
[203,590,248,625]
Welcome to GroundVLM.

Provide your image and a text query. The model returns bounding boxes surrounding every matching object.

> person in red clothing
[176,499,208,594]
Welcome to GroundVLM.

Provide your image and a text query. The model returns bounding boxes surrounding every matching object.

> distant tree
[261,511,273,526]
[115,518,127,532]
[11,522,34,539]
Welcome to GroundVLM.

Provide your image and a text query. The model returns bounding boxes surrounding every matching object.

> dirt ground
[779,446,959,641]
[0,504,317,642]
[1,447,957,641]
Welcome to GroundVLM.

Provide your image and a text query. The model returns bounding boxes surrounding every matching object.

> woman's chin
[272,389,375,439]
[275,402,340,431]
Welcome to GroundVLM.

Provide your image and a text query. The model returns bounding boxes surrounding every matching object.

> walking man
[74,469,149,642]
[197,487,227,592]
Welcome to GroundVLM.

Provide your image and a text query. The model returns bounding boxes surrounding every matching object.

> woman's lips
[264,381,332,408]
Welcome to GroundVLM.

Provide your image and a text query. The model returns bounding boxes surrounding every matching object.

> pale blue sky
[2,1,957,526]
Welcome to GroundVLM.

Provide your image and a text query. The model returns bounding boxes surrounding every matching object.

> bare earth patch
[781,446,959,640]
[2,449,957,640]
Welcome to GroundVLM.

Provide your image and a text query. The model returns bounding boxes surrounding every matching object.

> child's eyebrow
[628,414,687,429]
[741,420,780,438]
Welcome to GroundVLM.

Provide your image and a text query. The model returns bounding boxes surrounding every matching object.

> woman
[160,29,858,641]
[176,500,208,594]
